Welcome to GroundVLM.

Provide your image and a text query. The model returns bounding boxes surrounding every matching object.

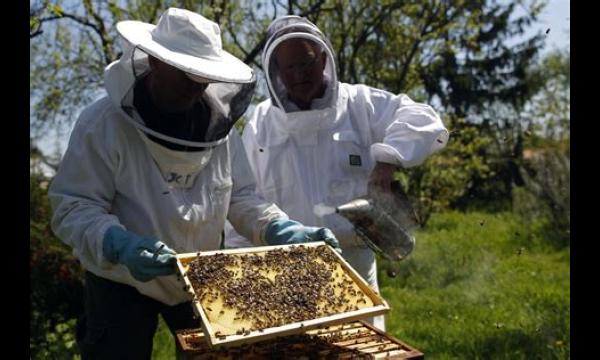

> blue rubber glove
[103,225,177,282]
[264,219,341,251]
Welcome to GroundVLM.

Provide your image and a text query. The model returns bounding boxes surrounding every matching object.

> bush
[397,117,494,225]
[30,172,84,358]
[30,317,80,359]
[513,147,570,249]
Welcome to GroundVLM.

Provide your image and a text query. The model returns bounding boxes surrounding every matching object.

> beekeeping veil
[104,7,256,149]
[261,15,339,133]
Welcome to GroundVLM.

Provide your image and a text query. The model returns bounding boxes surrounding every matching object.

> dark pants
[76,271,198,360]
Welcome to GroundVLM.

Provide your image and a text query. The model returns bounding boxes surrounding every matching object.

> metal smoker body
[336,198,415,261]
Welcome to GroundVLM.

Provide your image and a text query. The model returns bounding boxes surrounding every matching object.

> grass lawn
[152,316,176,359]
[379,211,570,359]
[152,210,570,359]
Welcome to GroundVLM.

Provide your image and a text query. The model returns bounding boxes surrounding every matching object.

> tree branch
[83,0,115,65]
[237,0,325,67]
[333,1,347,80]
[225,8,258,67]
[35,8,114,64]
[30,29,44,38]
[298,0,325,18]
[397,4,444,90]
[30,143,60,172]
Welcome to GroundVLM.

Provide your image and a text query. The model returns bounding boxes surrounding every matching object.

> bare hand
[367,162,397,194]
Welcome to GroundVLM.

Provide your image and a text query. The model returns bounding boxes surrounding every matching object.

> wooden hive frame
[176,320,424,359]
[175,242,390,348]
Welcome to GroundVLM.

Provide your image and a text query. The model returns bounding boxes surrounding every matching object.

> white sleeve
[48,106,123,269]
[222,220,253,249]
[240,104,268,189]
[227,129,287,246]
[357,85,449,168]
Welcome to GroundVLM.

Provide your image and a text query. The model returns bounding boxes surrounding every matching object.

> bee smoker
[335,184,418,261]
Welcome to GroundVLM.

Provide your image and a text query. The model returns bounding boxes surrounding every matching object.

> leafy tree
[522,49,570,142]
[397,116,494,225]
[512,49,570,247]
[30,0,546,136]
[515,147,569,249]
[31,0,548,223]
[312,0,546,221]
[312,0,546,112]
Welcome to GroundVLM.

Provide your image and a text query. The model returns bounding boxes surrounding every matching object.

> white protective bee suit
[224,16,449,330]
[48,39,287,306]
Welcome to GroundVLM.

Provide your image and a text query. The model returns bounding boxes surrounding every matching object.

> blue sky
[520,0,570,52]
[34,1,570,162]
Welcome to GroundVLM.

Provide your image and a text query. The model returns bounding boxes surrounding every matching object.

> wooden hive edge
[175,254,217,347]
[176,320,425,359]
[360,321,425,359]
[175,243,389,348]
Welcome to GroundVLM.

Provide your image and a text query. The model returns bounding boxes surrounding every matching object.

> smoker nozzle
[335,199,373,215]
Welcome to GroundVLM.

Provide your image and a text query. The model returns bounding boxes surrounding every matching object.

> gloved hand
[103,225,177,282]
[264,219,341,252]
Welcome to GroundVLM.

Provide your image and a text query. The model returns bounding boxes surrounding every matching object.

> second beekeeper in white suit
[225,15,449,331]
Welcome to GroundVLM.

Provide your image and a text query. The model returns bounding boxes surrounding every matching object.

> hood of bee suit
[261,16,339,136]
[104,41,258,188]
[104,10,256,149]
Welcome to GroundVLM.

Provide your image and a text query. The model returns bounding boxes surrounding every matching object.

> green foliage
[316,0,545,117]
[30,0,555,220]
[378,211,569,359]
[30,14,103,140]
[522,49,570,141]
[508,50,570,247]
[30,0,239,141]
[31,317,80,360]
[446,47,569,216]
[49,4,64,16]
[30,171,85,358]
[513,148,570,249]
[152,317,176,359]
[30,0,545,136]
[306,0,547,220]
[396,117,494,225]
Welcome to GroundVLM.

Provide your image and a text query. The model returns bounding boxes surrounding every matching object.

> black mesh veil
[115,41,256,148]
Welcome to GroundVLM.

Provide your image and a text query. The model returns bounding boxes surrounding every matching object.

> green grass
[150,211,570,359]
[379,211,570,359]
[152,317,175,358]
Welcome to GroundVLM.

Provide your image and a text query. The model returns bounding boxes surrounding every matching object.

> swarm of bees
[186,245,371,335]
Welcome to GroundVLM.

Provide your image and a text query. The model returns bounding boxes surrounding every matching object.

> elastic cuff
[98,222,126,268]
[257,215,289,246]
[370,143,403,167]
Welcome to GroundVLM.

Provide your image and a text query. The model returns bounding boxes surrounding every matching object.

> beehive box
[176,320,424,359]
[175,242,389,348]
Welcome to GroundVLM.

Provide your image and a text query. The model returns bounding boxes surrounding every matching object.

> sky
[518,0,570,52]
[33,0,570,166]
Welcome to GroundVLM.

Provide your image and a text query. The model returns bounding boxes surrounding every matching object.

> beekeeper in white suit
[225,15,449,331]
[48,8,339,359]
